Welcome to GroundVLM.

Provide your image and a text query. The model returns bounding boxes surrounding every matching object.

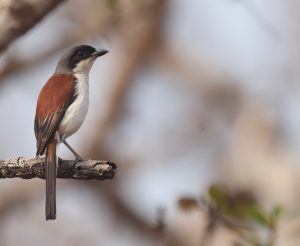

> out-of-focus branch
[238,0,280,39]
[88,0,166,159]
[84,0,168,240]
[0,0,66,53]
[0,0,115,84]
[0,157,116,180]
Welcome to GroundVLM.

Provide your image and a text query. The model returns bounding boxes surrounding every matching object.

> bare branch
[0,0,66,53]
[0,157,117,180]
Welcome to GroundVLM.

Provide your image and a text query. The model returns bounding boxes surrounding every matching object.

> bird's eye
[77,51,83,57]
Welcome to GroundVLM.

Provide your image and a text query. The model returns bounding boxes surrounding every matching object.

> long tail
[45,140,57,220]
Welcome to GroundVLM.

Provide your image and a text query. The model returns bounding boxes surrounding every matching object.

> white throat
[73,58,95,74]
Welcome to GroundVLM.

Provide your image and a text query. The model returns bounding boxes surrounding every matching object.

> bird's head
[55,45,108,75]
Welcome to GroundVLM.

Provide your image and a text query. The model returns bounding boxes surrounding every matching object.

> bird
[34,45,108,220]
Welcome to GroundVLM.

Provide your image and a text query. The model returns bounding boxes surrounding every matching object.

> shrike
[34,45,108,220]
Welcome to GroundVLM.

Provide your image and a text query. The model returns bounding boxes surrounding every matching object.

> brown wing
[34,74,77,156]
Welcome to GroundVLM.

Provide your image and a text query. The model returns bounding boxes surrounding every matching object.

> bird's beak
[92,49,109,58]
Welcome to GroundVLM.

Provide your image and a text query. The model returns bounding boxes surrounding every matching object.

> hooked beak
[92,49,109,58]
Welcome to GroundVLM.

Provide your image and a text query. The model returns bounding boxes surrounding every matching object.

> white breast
[59,72,89,138]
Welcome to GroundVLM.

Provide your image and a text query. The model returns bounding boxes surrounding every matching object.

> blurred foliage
[178,184,284,246]
[105,0,119,9]
[178,197,199,210]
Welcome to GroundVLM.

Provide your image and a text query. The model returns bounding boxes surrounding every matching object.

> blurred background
[1,0,300,245]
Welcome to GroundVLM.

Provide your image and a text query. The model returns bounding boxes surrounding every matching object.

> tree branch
[0,157,117,180]
[0,0,66,53]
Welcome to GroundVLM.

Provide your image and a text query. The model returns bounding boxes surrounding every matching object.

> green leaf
[208,184,228,210]
[268,205,283,227]
[270,206,283,219]
[246,205,271,228]
[106,0,118,9]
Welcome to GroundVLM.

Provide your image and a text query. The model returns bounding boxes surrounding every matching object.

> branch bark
[0,0,66,53]
[0,157,117,180]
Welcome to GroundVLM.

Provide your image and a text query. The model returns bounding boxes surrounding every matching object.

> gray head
[55,45,108,74]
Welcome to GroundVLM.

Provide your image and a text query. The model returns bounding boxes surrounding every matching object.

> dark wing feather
[35,108,66,155]
[34,74,77,156]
